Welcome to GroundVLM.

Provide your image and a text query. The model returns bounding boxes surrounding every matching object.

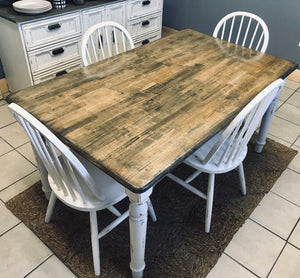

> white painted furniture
[0,0,163,92]
[81,21,134,66]
[213,11,269,53]
[167,79,285,233]
[9,102,157,276]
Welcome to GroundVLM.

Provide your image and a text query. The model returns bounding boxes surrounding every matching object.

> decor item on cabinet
[167,79,285,233]
[12,0,52,14]
[81,21,134,66]
[52,0,65,9]
[213,11,269,53]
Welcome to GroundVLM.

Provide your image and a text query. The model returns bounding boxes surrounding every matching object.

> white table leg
[31,144,51,200]
[125,188,153,278]
[255,83,284,153]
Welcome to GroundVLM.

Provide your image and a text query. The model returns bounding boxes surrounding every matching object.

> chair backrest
[203,78,284,166]
[8,103,106,206]
[81,21,135,66]
[213,11,269,53]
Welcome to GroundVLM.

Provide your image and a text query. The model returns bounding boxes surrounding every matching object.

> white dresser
[0,0,163,92]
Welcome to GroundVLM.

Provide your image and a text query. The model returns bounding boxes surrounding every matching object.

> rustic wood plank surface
[7,29,297,192]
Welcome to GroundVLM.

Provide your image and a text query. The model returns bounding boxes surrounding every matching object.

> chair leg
[205,173,215,233]
[237,163,247,195]
[90,211,100,276]
[147,199,157,222]
[45,191,57,223]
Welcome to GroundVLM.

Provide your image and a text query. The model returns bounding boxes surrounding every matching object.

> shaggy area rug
[6,136,297,278]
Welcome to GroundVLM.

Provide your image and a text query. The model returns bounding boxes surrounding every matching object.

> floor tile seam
[0,221,22,238]
[286,165,300,175]
[286,217,300,242]
[269,190,300,209]
[0,119,17,130]
[222,252,260,277]
[248,218,289,242]
[0,169,38,193]
[266,241,288,278]
[266,134,293,147]
[23,254,54,278]
[287,241,300,252]
[15,146,37,168]
[273,114,300,127]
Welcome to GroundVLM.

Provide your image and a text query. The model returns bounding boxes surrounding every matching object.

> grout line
[270,190,300,208]
[266,241,287,277]
[222,253,260,277]
[0,221,22,238]
[23,254,54,278]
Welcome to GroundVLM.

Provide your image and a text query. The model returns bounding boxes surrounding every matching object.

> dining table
[7,29,297,277]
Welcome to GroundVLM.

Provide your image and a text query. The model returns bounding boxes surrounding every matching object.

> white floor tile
[287,91,300,108]
[0,223,52,277]
[276,103,300,126]
[285,80,300,91]
[0,150,36,191]
[0,137,13,156]
[27,255,77,278]
[289,221,300,249]
[269,244,300,278]
[0,201,20,235]
[206,253,256,278]
[17,142,37,166]
[0,105,15,128]
[0,170,40,202]
[250,192,300,239]
[224,219,285,277]
[267,134,292,148]
[268,116,300,144]
[294,137,300,148]
[280,86,294,102]
[0,121,29,148]
[271,169,300,207]
[288,146,300,173]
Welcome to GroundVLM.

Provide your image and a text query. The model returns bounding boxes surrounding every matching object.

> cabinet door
[105,2,126,26]
[82,6,106,33]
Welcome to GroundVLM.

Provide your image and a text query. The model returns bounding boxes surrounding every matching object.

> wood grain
[7,29,297,192]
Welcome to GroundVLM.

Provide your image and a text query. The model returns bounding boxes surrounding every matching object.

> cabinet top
[0,0,124,23]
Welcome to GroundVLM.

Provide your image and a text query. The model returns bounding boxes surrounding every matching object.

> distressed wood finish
[7,29,297,192]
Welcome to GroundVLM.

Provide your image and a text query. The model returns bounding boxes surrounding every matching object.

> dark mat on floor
[6,136,297,278]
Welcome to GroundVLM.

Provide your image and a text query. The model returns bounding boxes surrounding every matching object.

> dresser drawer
[22,12,81,51]
[127,0,163,19]
[127,12,162,38]
[28,37,81,74]
[32,59,81,85]
[133,30,161,47]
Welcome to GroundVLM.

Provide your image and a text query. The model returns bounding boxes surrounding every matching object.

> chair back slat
[213,11,269,53]
[203,79,285,167]
[9,103,106,206]
[81,21,134,66]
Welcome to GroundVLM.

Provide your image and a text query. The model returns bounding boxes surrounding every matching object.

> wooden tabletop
[7,29,297,192]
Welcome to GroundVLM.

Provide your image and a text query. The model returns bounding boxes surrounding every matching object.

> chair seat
[185,130,248,174]
[49,153,126,212]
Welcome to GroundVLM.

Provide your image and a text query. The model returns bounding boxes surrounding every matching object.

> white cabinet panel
[22,13,81,51]
[82,6,106,32]
[28,37,81,74]
[127,0,162,19]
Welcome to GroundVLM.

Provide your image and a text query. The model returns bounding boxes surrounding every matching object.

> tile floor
[0,77,299,278]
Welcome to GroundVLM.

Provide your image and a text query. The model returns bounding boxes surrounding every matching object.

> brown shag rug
[6,136,297,278]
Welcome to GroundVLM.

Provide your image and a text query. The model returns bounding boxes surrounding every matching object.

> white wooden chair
[8,103,156,276]
[167,79,285,233]
[81,21,134,66]
[213,11,269,53]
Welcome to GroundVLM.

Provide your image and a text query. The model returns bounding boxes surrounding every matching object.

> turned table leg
[125,188,153,278]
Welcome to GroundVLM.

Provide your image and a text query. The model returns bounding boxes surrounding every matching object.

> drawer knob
[48,23,61,31]
[142,39,150,45]
[51,47,65,56]
[142,0,151,5]
[142,20,150,26]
